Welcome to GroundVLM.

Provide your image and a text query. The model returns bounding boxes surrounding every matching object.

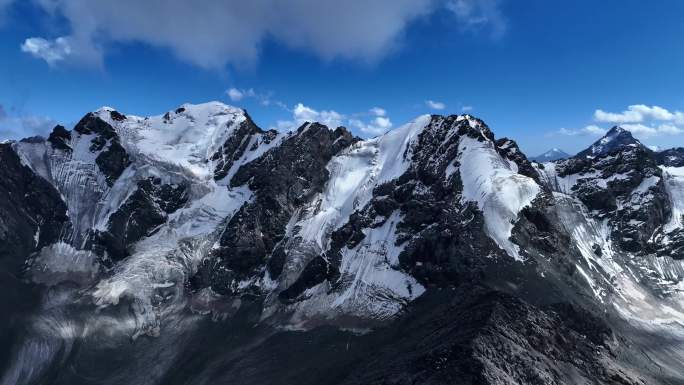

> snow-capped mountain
[2,102,684,385]
[530,147,570,162]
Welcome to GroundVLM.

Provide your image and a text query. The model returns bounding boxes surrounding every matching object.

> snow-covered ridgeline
[292,115,431,250]
[13,102,569,333]
[264,116,431,325]
[95,102,248,180]
[11,103,264,336]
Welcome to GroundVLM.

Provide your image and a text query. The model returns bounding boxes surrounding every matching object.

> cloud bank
[554,104,684,140]
[14,0,506,69]
[20,0,435,68]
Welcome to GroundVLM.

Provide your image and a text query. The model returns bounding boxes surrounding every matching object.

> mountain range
[1,102,684,385]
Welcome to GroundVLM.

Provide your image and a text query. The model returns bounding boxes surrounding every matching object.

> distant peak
[577,125,643,158]
[530,148,570,162]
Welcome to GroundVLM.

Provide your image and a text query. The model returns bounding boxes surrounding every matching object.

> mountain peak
[530,148,570,162]
[576,125,643,158]
[605,125,628,135]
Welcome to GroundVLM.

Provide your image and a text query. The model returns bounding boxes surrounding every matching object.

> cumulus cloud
[591,104,684,138]
[350,115,393,135]
[425,100,446,110]
[19,0,507,69]
[226,88,246,102]
[225,87,288,109]
[370,107,387,117]
[21,0,440,69]
[273,103,394,135]
[621,123,683,138]
[554,125,607,137]
[274,103,345,131]
[594,104,681,124]
[21,37,73,66]
[446,0,506,37]
[553,104,684,142]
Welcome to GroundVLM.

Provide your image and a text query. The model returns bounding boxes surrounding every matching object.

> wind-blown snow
[458,136,540,260]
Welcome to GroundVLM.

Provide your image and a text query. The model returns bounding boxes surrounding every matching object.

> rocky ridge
[1,102,684,384]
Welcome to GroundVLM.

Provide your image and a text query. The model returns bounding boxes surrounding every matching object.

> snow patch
[458,136,540,260]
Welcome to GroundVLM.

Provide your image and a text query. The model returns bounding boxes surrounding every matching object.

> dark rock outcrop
[211,113,273,181]
[47,125,72,152]
[0,143,68,273]
[74,113,131,186]
[196,123,355,295]
[656,147,684,167]
[91,177,187,261]
[557,127,670,254]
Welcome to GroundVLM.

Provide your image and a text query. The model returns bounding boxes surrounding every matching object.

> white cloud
[20,1,507,69]
[350,116,393,135]
[291,103,345,129]
[554,125,607,137]
[273,103,393,135]
[23,0,439,69]
[446,0,506,37]
[21,37,73,65]
[225,87,288,109]
[591,104,684,138]
[425,100,446,110]
[461,105,473,112]
[227,88,244,101]
[370,107,387,117]
[594,104,681,124]
[621,123,683,138]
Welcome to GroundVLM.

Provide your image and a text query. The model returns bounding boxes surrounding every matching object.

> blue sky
[1,0,683,155]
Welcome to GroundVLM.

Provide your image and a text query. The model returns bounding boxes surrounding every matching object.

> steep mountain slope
[1,102,684,385]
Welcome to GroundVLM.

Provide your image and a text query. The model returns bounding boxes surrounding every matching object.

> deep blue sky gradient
[1,0,683,155]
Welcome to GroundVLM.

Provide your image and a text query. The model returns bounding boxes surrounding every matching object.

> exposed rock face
[554,127,670,253]
[196,123,355,295]
[211,113,277,181]
[90,177,188,261]
[47,125,72,152]
[656,147,684,167]
[341,288,641,385]
[3,103,684,385]
[496,138,542,183]
[73,113,131,186]
[0,143,68,272]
